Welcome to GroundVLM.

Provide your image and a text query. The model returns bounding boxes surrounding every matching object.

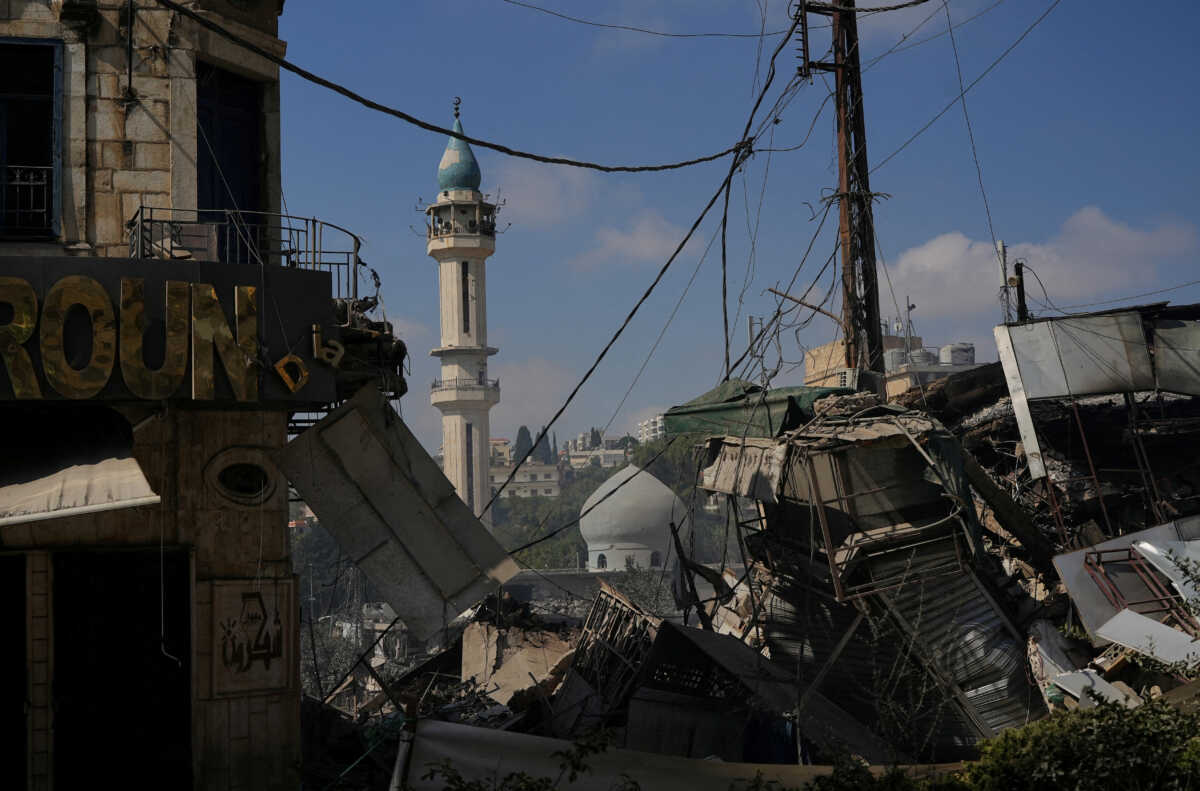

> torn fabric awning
[0,456,159,527]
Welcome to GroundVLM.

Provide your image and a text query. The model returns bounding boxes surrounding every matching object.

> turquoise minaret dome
[437,111,482,192]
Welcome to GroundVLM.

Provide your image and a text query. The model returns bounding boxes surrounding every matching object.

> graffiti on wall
[212,579,293,696]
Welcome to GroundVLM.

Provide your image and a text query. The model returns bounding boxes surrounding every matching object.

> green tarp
[663,379,851,439]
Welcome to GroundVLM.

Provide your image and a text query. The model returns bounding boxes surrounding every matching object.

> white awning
[0,456,159,527]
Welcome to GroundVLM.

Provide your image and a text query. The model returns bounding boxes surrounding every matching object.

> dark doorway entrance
[53,550,191,787]
[0,554,26,789]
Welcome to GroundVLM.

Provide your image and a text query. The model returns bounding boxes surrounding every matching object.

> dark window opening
[0,41,59,238]
[460,261,470,335]
[650,551,662,567]
[54,549,192,787]
[465,422,474,511]
[217,462,270,501]
[0,554,25,791]
[596,554,607,570]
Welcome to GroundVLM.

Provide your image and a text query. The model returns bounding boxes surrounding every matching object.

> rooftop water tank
[939,343,975,366]
[884,348,907,372]
[908,349,937,366]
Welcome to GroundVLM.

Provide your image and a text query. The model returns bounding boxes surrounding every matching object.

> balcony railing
[427,217,497,240]
[127,205,364,300]
[2,165,53,237]
[431,376,499,393]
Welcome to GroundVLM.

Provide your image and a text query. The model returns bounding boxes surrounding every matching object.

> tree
[589,427,602,449]
[534,425,553,464]
[513,425,533,461]
[552,432,559,461]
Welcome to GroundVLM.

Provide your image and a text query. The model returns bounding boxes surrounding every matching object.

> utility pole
[1013,261,1029,321]
[797,0,884,379]
[997,240,1012,322]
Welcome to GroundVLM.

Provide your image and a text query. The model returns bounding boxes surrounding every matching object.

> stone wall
[3,406,300,790]
[0,0,284,257]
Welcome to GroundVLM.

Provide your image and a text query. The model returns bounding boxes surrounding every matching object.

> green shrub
[966,699,1200,791]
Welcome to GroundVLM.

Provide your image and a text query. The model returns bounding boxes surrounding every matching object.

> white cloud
[389,316,433,344]
[888,206,1198,322]
[492,159,602,229]
[490,357,576,439]
[569,210,691,270]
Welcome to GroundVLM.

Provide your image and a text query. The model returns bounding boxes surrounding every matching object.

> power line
[505,437,680,555]
[156,0,748,174]
[601,224,723,439]
[499,0,794,38]
[482,157,747,515]
[869,0,1064,175]
[1046,278,1200,312]
[483,13,804,511]
[867,0,1008,65]
[943,0,1000,262]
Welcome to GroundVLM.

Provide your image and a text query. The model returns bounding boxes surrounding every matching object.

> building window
[464,422,474,511]
[0,40,60,239]
[543,489,551,495]
[650,551,662,568]
[596,554,607,570]
[544,473,552,480]
[460,261,470,334]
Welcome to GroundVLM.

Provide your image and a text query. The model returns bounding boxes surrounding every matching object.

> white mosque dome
[579,464,688,572]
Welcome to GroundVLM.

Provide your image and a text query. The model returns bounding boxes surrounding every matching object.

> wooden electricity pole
[797,1,885,378]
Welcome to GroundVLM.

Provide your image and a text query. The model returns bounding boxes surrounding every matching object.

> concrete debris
[276,384,519,642]
[460,621,574,706]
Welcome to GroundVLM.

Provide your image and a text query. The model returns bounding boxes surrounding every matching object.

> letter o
[40,276,116,399]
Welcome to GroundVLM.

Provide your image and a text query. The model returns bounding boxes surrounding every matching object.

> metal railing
[427,217,497,240]
[431,376,499,392]
[127,205,363,300]
[2,165,53,236]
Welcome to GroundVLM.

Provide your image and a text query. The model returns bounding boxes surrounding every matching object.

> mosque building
[426,103,501,527]
[579,465,687,571]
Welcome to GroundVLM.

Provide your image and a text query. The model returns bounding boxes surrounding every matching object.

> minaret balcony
[431,376,500,407]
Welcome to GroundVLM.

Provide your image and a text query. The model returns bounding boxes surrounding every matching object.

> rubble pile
[291,306,1200,783]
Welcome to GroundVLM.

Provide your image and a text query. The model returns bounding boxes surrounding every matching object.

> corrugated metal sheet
[876,555,1041,737]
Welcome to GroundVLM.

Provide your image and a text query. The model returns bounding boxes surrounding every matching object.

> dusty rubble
[299,307,1200,785]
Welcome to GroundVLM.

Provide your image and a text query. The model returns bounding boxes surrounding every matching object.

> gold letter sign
[120,278,189,399]
[0,277,42,399]
[191,283,258,401]
[40,275,116,399]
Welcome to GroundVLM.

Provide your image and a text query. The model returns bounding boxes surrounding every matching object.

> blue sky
[278,0,1200,453]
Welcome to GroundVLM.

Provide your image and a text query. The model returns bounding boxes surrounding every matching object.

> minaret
[426,100,500,527]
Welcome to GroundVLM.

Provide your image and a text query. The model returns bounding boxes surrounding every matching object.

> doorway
[0,554,26,790]
[52,549,192,787]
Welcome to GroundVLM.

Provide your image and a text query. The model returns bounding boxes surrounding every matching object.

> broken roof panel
[996,312,1154,399]
[274,385,518,641]
[1053,517,1200,643]
[1096,609,1200,667]
[663,379,851,439]
[1152,320,1200,396]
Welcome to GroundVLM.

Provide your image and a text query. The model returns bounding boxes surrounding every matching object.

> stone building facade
[1,0,284,256]
[0,3,324,790]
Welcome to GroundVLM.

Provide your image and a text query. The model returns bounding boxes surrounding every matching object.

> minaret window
[461,261,470,334]
[465,422,475,510]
